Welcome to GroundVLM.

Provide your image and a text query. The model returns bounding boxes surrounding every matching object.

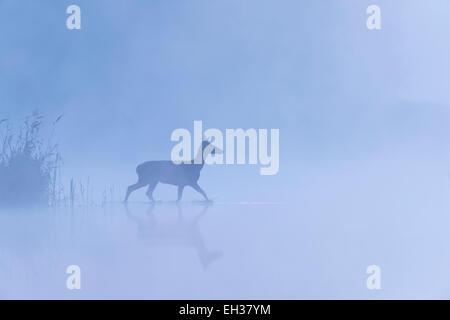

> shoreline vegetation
[0,111,115,208]
[0,111,60,207]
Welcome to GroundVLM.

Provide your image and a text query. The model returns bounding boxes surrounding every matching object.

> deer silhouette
[124,140,219,202]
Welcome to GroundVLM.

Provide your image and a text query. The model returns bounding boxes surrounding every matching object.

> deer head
[202,136,223,157]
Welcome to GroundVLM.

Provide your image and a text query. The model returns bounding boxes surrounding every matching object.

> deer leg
[190,183,209,201]
[177,185,185,202]
[124,181,146,202]
[146,181,158,201]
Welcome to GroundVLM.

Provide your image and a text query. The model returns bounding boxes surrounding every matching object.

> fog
[1,0,450,299]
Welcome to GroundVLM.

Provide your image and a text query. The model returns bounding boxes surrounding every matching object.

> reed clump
[0,111,61,207]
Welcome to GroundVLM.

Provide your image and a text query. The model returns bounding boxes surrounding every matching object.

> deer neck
[192,148,205,167]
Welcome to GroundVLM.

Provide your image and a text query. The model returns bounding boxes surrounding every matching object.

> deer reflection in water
[124,203,222,268]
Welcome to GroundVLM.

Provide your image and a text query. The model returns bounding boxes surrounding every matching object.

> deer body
[124,141,214,202]
[137,161,203,186]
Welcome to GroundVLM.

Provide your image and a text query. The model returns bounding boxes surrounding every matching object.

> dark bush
[0,112,60,207]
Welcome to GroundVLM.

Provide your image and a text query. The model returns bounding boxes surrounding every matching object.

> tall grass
[0,111,61,207]
[0,112,119,208]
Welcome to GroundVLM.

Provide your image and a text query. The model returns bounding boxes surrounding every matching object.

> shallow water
[1,175,450,300]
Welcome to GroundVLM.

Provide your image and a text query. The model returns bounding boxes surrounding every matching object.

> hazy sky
[1,0,450,200]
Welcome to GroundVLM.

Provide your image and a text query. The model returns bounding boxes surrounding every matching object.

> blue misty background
[1,0,450,298]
